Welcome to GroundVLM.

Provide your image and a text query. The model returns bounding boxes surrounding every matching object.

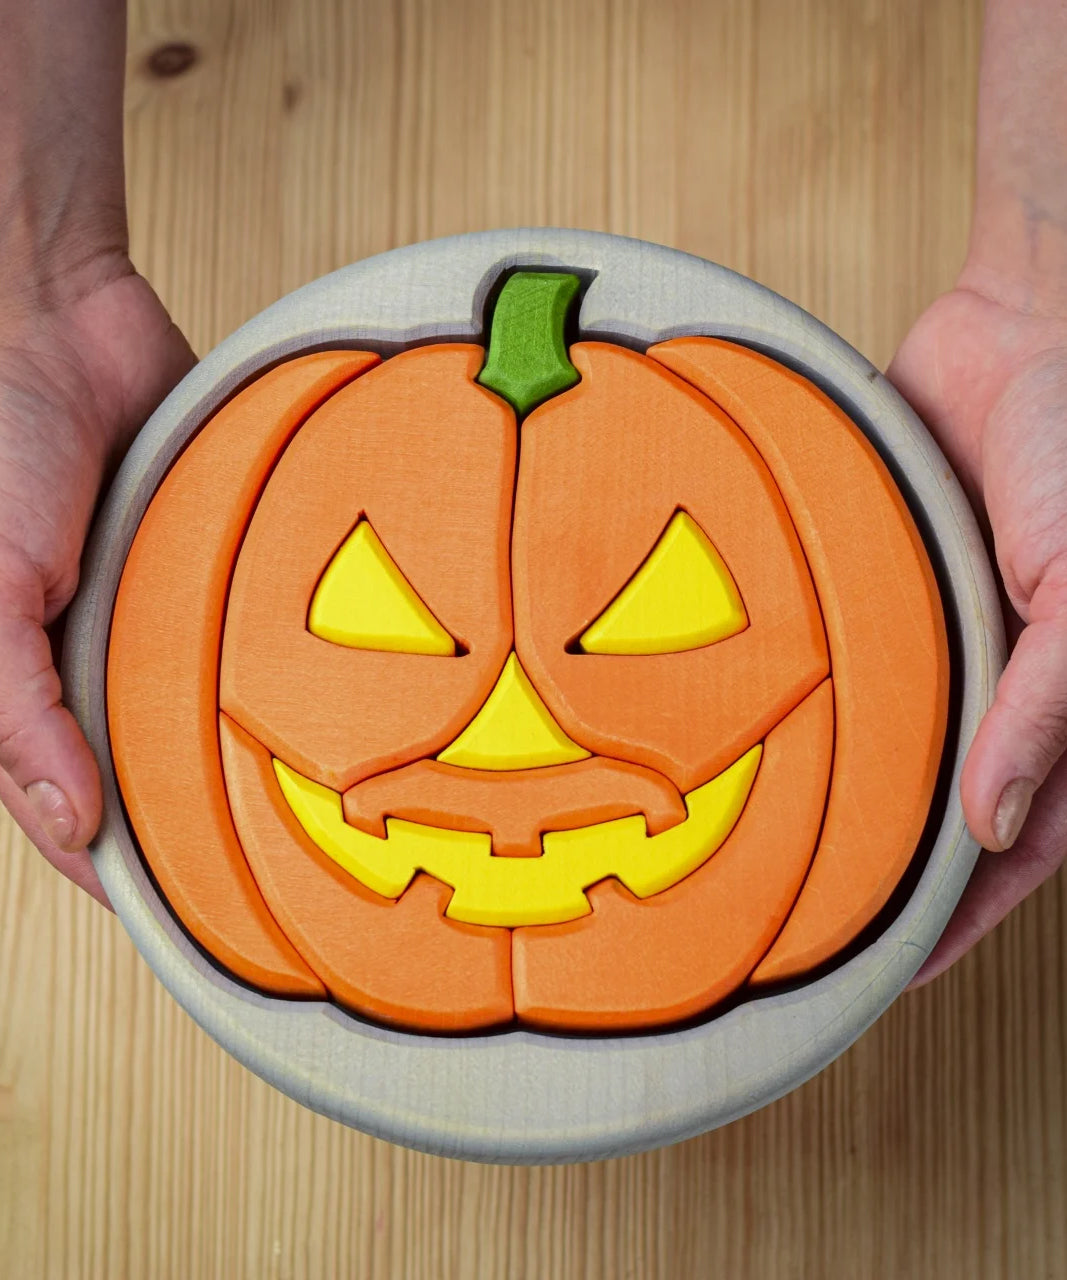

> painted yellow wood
[579,511,748,654]
[9,1,1065,1277]
[274,744,759,926]
[309,520,457,655]
[436,654,589,770]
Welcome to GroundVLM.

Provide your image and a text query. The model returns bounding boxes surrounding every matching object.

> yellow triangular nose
[436,653,590,771]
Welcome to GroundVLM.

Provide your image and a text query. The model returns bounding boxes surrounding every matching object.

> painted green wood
[477,272,581,415]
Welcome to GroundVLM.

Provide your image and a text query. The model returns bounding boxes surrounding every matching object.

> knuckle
[44,565,80,618]
[1032,556,1067,616]
[998,684,1067,770]
[0,530,80,617]
[0,661,60,765]
[0,540,41,606]
[0,716,32,766]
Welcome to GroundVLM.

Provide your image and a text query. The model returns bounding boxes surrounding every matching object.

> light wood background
[4,0,1066,1276]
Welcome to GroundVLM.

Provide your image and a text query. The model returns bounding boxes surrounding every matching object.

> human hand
[888,281,1067,982]
[0,258,194,904]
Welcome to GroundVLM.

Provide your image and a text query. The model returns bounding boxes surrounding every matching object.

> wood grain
[8,0,1067,1275]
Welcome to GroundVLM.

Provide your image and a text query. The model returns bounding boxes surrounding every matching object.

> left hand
[0,258,195,904]
[888,281,1067,982]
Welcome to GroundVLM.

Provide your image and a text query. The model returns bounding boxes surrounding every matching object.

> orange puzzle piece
[512,680,834,1030]
[220,344,517,793]
[343,756,688,857]
[512,342,829,795]
[649,339,949,982]
[220,715,513,1032]
[107,351,379,996]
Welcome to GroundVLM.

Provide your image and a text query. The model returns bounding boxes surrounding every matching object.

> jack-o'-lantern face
[107,272,949,1034]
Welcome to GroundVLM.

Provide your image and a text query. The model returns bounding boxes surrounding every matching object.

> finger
[0,766,110,907]
[909,745,1067,986]
[961,578,1067,850]
[0,595,102,854]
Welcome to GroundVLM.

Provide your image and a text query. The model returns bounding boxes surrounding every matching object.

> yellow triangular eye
[437,653,590,769]
[578,511,747,655]
[308,520,457,655]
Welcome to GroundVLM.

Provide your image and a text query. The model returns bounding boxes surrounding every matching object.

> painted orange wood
[110,334,940,1023]
[343,756,687,857]
[220,344,517,792]
[219,714,514,1031]
[650,339,950,982]
[107,351,379,996]
[512,342,829,795]
[512,679,833,1029]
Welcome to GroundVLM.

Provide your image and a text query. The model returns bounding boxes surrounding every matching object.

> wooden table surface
[4,0,1066,1276]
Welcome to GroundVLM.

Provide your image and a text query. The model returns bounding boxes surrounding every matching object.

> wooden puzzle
[67,230,1002,1161]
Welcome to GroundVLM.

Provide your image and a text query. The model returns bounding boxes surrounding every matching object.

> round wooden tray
[64,228,1004,1163]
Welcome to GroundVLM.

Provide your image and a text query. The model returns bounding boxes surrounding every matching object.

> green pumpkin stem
[477,272,581,416]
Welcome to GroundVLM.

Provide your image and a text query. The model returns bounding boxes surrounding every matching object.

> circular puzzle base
[66,229,1003,1162]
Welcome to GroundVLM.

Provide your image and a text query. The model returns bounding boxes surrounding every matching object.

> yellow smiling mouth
[272,745,762,927]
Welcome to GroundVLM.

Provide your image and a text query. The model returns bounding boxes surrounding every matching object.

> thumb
[0,577,101,853]
[961,571,1067,850]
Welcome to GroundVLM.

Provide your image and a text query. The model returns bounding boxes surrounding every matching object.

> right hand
[0,255,195,904]
[889,282,1067,983]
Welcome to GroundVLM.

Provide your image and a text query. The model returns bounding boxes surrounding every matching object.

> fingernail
[25,780,79,850]
[992,777,1035,850]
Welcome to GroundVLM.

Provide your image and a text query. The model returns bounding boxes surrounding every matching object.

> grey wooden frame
[63,229,1004,1164]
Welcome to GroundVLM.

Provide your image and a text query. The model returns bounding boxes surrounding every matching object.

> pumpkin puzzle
[105,270,949,1035]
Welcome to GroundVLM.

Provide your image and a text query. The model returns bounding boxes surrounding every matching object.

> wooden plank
[11,0,1067,1277]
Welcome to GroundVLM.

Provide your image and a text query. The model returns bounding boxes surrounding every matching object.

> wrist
[0,0,129,311]
[960,202,1067,322]
[0,218,133,328]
